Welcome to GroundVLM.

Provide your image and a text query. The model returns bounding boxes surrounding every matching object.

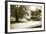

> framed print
[5,1,45,33]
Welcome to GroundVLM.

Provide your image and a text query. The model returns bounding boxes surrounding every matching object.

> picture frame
[5,1,45,33]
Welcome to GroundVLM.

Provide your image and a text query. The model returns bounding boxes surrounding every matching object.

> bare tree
[10,5,29,22]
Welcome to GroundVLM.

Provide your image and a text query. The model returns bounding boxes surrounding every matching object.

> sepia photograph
[7,1,45,32]
[10,5,42,29]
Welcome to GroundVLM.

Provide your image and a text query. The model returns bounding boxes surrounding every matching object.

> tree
[10,5,29,22]
[31,9,41,17]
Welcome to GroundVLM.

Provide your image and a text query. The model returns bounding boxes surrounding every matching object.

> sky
[26,5,42,11]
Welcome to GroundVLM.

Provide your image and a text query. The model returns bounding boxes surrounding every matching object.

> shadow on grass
[10,21,25,24]
[31,17,41,21]
[31,25,42,28]
[26,25,42,29]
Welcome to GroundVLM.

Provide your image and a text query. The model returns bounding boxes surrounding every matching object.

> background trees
[31,9,41,17]
[31,9,41,21]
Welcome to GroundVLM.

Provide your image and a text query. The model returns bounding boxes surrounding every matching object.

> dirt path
[10,21,41,29]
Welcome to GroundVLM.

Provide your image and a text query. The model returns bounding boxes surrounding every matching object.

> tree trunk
[15,17,19,22]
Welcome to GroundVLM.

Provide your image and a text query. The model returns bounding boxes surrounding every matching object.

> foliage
[31,9,41,17]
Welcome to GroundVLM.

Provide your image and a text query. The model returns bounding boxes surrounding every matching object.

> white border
[7,2,44,32]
